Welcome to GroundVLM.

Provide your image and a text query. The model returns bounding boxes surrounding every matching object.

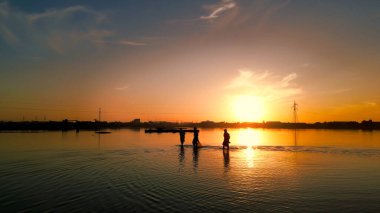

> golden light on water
[235,128,262,147]
[231,95,265,122]
[244,146,255,168]
[235,128,263,168]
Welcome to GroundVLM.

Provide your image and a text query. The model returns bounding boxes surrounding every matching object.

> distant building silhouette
[131,119,141,124]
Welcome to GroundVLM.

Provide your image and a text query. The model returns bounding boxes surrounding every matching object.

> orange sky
[1,1,380,122]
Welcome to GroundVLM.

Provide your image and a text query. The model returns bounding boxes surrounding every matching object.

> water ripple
[2,130,380,212]
[179,145,380,157]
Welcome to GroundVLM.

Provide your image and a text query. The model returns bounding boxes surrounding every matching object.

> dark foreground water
[1,128,380,212]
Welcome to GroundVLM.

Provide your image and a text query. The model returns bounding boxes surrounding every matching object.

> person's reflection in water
[223,148,230,173]
[61,130,68,139]
[192,147,199,172]
[178,145,185,172]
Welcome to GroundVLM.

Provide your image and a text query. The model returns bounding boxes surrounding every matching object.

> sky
[1,0,380,122]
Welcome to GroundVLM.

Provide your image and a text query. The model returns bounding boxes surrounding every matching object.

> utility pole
[98,108,101,122]
[292,101,298,123]
[292,101,298,145]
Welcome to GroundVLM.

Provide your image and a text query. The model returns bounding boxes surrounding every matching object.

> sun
[232,95,265,122]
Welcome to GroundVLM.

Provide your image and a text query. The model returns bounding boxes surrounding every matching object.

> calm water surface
[1,128,380,212]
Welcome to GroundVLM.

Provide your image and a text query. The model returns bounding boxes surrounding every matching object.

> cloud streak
[200,0,236,20]
[0,2,21,44]
[28,5,106,23]
[115,85,129,91]
[226,69,302,102]
[120,40,146,46]
[94,38,147,46]
[330,101,378,117]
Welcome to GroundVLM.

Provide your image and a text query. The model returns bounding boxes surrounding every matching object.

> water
[1,128,380,212]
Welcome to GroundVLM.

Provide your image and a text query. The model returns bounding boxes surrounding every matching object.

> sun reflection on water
[234,128,262,147]
[245,146,255,168]
[234,128,263,168]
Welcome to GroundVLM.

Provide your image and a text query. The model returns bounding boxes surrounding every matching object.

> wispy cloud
[196,0,292,42]
[200,0,236,20]
[115,85,129,91]
[280,73,297,87]
[331,88,351,94]
[94,38,147,46]
[213,0,291,31]
[28,5,106,23]
[318,88,351,96]
[0,24,18,44]
[120,40,146,46]
[365,102,377,107]
[301,63,310,68]
[331,101,378,115]
[226,69,302,102]
[0,2,116,54]
[0,2,20,44]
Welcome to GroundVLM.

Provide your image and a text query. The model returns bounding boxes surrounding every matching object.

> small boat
[95,131,111,134]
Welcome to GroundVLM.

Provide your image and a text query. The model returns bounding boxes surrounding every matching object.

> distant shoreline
[0,120,378,131]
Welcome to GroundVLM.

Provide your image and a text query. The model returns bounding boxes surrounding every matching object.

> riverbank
[0,120,378,131]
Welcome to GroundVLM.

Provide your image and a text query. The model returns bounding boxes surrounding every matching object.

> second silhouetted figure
[192,127,200,148]
[223,129,230,149]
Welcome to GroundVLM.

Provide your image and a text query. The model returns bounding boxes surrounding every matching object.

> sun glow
[232,95,265,122]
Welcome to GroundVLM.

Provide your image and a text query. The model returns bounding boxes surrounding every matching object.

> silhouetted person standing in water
[223,129,230,149]
[192,127,200,148]
[179,128,185,146]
